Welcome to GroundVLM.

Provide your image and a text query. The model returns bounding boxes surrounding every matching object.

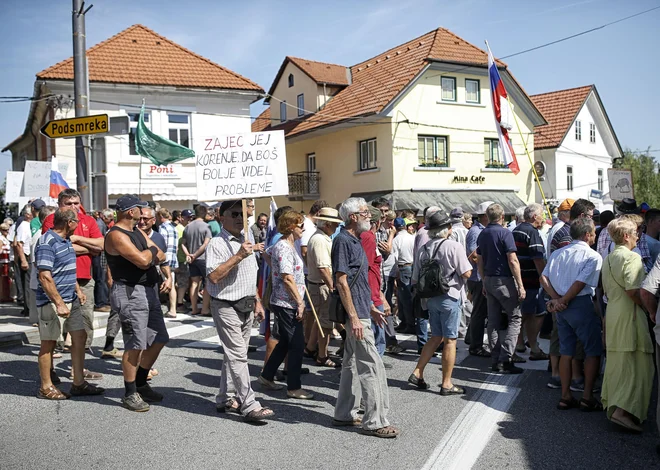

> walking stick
[304,286,325,338]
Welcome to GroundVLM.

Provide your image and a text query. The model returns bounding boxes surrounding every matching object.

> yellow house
[254,28,547,214]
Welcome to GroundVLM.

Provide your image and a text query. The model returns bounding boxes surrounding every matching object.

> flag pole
[486,41,552,219]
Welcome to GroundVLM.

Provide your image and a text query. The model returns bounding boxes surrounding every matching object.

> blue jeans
[416,317,428,352]
[372,305,386,356]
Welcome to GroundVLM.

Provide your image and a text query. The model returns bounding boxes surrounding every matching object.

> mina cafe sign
[452,175,486,183]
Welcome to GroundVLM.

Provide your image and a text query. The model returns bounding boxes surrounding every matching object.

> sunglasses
[230,211,243,219]
[139,217,154,221]
[297,223,305,229]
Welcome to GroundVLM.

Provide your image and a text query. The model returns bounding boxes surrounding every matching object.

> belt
[307,280,325,286]
[398,263,412,267]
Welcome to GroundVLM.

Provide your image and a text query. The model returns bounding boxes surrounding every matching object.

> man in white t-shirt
[14,205,33,317]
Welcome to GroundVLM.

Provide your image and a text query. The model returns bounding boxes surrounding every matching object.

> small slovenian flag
[487,43,520,175]
[49,156,69,198]
[258,198,278,340]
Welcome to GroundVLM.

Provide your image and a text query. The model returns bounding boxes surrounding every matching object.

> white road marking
[421,373,523,470]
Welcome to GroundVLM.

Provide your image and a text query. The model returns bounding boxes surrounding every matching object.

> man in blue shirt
[477,203,525,374]
[35,209,105,400]
[465,201,493,357]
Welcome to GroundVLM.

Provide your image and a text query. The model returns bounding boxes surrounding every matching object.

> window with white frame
[465,79,480,104]
[441,77,456,101]
[297,94,304,116]
[128,111,150,155]
[418,135,448,167]
[280,101,287,122]
[567,166,574,191]
[575,120,582,141]
[590,123,596,143]
[359,138,377,171]
[167,114,191,148]
[598,168,603,191]
[484,139,504,168]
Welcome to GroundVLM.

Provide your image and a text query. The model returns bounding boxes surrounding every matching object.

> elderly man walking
[541,218,603,411]
[205,200,274,423]
[332,197,399,438]
[477,203,525,374]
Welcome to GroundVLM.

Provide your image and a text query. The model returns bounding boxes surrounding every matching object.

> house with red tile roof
[2,24,263,210]
[254,27,547,213]
[530,85,622,210]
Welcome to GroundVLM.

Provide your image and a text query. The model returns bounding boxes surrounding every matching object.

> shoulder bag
[328,252,365,324]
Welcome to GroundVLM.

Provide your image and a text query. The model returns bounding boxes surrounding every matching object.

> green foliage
[618,148,660,207]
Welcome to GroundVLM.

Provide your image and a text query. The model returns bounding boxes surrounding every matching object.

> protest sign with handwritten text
[194,130,288,202]
[23,161,51,197]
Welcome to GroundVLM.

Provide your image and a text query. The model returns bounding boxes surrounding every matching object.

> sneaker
[101,348,122,359]
[546,376,561,389]
[136,383,163,403]
[569,379,600,393]
[122,392,150,412]
[258,375,284,390]
[497,361,523,374]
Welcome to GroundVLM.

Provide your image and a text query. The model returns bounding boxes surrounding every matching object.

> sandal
[469,348,490,358]
[303,348,318,359]
[37,385,70,400]
[218,398,241,415]
[332,417,363,426]
[557,397,579,410]
[70,380,105,396]
[245,407,274,423]
[316,356,340,368]
[511,354,527,364]
[360,425,400,438]
[69,369,103,381]
[408,373,430,390]
[579,397,603,412]
[529,351,549,361]
[440,385,466,396]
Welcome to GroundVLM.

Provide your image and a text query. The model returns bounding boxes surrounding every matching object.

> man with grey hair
[332,197,399,438]
[14,204,33,317]
[508,206,525,231]
[512,203,548,361]
[449,207,470,337]
[477,203,525,374]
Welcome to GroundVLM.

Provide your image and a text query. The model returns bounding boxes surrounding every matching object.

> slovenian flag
[258,198,278,340]
[487,43,520,175]
[49,156,69,198]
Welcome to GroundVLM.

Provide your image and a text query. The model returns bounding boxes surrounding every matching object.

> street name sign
[41,114,109,139]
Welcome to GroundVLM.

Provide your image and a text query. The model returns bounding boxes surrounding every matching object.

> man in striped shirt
[512,203,548,361]
[35,209,104,400]
[157,208,179,318]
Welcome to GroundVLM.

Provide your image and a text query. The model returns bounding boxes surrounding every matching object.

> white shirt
[295,216,316,275]
[392,230,415,266]
[29,231,41,290]
[15,220,32,256]
[546,221,565,260]
[543,240,602,297]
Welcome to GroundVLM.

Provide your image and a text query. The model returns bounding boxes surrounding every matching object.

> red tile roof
[531,85,593,149]
[288,57,349,86]
[37,24,263,91]
[254,27,515,137]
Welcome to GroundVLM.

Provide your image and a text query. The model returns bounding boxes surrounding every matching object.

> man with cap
[205,199,274,423]
[449,207,468,248]
[305,207,343,366]
[548,199,574,258]
[104,195,168,412]
[465,201,494,357]
[30,199,46,236]
[409,212,472,393]
[391,217,417,337]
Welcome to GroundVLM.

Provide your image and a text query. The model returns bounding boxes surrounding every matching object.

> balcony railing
[288,171,320,200]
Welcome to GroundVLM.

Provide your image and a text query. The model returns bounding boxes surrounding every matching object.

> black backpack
[416,239,451,298]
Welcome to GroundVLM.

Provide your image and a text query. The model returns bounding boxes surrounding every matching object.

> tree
[618,148,660,207]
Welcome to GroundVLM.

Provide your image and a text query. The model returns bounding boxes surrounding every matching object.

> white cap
[475,201,495,215]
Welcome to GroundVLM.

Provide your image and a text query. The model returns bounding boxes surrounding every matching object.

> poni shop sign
[141,164,181,178]
[452,175,485,183]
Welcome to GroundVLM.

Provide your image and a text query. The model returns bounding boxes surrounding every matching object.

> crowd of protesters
[3,189,660,444]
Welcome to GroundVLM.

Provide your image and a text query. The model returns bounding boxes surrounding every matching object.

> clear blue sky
[1,0,659,182]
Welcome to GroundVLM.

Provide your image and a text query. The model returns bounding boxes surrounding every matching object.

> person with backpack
[407,212,472,395]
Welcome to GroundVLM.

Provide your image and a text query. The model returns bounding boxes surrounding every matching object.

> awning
[350,190,527,215]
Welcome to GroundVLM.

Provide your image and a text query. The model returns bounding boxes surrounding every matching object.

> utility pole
[72,0,93,209]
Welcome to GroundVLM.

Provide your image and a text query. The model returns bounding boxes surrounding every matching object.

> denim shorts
[427,294,460,339]
[520,287,547,316]
[556,295,602,357]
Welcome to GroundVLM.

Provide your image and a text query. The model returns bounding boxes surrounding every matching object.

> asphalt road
[0,314,657,470]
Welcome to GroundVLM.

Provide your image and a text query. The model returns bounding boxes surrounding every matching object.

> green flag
[135,104,195,165]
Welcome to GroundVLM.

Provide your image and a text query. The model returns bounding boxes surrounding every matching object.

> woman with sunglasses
[259,211,314,400]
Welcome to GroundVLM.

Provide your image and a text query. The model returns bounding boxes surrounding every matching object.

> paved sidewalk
[0,302,110,348]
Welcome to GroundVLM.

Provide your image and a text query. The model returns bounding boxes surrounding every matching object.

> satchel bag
[328,253,365,324]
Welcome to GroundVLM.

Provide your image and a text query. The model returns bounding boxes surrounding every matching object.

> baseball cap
[368,206,382,223]
[475,201,495,215]
[181,209,193,218]
[115,194,148,212]
[450,207,464,219]
[640,202,650,214]
[404,218,418,226]
[558,198,575,212]
[393,217,406,229]
[31,199,46,210]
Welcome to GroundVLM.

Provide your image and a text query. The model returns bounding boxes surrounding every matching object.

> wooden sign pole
[242,199,249,241]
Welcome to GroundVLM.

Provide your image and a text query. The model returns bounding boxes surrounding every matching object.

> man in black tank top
[105,195,167,412]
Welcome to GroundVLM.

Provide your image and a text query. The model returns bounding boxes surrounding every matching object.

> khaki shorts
[308,282,333,329]
[38,299,85,342]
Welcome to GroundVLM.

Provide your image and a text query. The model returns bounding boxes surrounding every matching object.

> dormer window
[288,74,294,87]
